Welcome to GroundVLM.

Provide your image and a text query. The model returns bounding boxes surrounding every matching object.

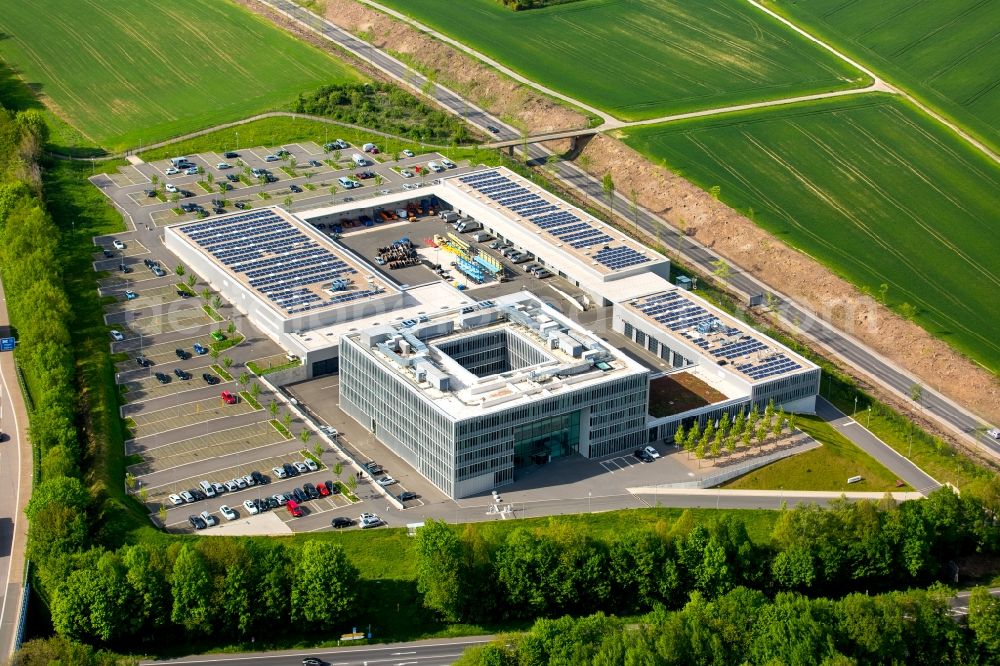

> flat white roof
[290,281,477,352]
[347,291,648,420]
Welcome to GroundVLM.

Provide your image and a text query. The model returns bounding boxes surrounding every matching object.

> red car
[221,390,238,405]
[317,482,331,497]
[286,499,303,517]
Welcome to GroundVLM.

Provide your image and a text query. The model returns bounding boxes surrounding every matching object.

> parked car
[289,184,302,193]
[264,154,279,162]
[220,505,237,520]
[398,491,418,502]
[324,480,338,495]
[242,499,259,515]
[174,368,191,380]
[426,161,444,173]
[293,461,309,474]
[292,487,307,503]
[304,458,319,472]
[110,330,124,342]
[188,515,207,530]
[303,483,320,500]
[119,263,131,273]
[154,372,170,384]
[376,476,397,487]
[402,149,414,158]
[317,482,330,497]
[308,159,322,168]
[272,465,288,479]
[216,162,232,170]
[165,167,180,176]
[359,512,382,528]
[179,490,195,503]
[184,167,199,176]
[283,462,298,477]
[331,516,354,529]
[643,445,661,459]
[250,470,267,485]
[226,173,240,182]
[165,184,178,193]
[113,239,126,250]
[168,493,183,505]
[441,158,456,169]
[399,168,414,178]
[224,480,239,492]
[135,355,152,367]
[287,499,303,517]
[223,151,240,159]
[221,391,238,405]
[193,343,208,355]
[234,201,248,209]
[272,493,288,506]
[634,448,654,463]
[199,510,217,527]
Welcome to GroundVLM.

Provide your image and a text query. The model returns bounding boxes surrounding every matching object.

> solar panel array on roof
[631,291,802,381]
[458,170,649,269]
[180,209,382,315]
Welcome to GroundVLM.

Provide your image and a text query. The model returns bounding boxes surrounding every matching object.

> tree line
[674,399,795,461]
[416,486,1000,623]
[294,82,471,145]
[495,0,583,11]
[455,585,1000,665]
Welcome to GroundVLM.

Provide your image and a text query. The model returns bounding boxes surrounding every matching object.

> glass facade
[512,412,579,467]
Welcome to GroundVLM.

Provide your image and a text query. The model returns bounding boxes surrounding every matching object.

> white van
[440,211,460,223]
[471,231,492,243]
[351,153,368,167]
[456,219,481,233]
[338,176,357,189]
[199,480,217,498]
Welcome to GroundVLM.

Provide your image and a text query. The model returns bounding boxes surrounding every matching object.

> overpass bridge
[482,127,600,154]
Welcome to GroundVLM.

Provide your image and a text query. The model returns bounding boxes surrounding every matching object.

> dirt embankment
[322,0,588,134]
[577,135,1000,427]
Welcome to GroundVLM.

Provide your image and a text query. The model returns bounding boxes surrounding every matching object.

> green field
[375,0,865,121]
[722,416,905,492]
[771,0,1000,154]
[624,94,1000,372]
[0,0,361,151]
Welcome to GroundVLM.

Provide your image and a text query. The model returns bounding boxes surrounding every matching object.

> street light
[853,395,858,418]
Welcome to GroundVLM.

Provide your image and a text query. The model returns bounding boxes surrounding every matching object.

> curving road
[0,276,31,660]
[258,0,999,461]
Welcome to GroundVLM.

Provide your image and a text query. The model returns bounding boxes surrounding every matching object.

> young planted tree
[673,423,686,448]
[227,320,237,336]
[283,195,293,209]
[755,421,769,448]
[333,462,343,480]
[711,259,731,288]
[201,287,211,302]
[125,472,137,492]
[345,474,358,495]
[175,264,185,276]
[741,427,752,450]
[313,443,324,461]
[206,171,214,186]
[250,382,261,401]
[329,183,338,201]
[282,412,292,430]
[711,429,723,459]
[187,274,197,288]
[300,429,312,446]
[602,172,615,220]
[237,371,250,390]
[268,400,279,420]
[210,348,220,361]
[771,412,783,439]
[686,422,701,456]
[725,433,737,455]
[212,295,222,310]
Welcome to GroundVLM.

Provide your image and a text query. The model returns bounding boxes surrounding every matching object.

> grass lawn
[374,0,865,121]
[624,94,1000,373]
[0,0,361,152]
[723,415,904,492]
[770,0,1000,154]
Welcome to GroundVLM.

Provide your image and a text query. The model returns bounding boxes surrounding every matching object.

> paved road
[0,276,31,659]
[260,0,999,462]
[816,397,941,493]
[146,635,493,666]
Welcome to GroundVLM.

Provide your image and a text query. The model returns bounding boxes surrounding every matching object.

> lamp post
[853,395,858,418]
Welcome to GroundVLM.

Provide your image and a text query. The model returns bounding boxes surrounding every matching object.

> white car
[399,169,414,178]
[233,477,247,489]
[320,425,338,437]
[426,161,444,173]
[212,482,226,495]
[402,149,414,158]
[200,510,217,527]
[224,480,239,492]
[987,428,1000,440]
[376,476,397,487]
[220,505,237,521]
[168,493,183,506]
[643,446,661,460]
[216,162,232,170]
[113,239,125,250]
[359,512,381,528]
[272,465,288,479]
[184,167,198,176]
[165,184,178,193]
[165,167,180,175]
[264,154,279,162]
[441,158,456,168]
[272,493,287,506]
[402,183,418,191]
[110,330,124,342]
[179,490,195,503]
[242,474,256,487]
[304,458,319,472]
[243,499,259,515]
[294,461,309,474]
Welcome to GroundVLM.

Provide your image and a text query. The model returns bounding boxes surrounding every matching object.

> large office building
[339,292,650,497]
[166,167,819,497]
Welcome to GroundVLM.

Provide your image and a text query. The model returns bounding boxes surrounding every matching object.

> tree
[282,412,292,430]
[771,412,783,439]
[222,356,234,370]
[602,172,615,220]
[157,505,167,525]
[969,586,1000,658]
[685,421,700,455]
[237,371,250,389]
[711,258,731,287]
[227,320,236,335]
[211,295,222,310]
[250,382,261,401]
[125,472,137,491]
[898,302,917,321]
[300,429,311,446]
[175,264,185,276]
[333,462,343,480]
[187,274,196,288]
[910,383,923,411]
[710,431,722,459]
[206,171,214,185]
[123,542,171,630]
[415,520,468,620]
[289,156,297,171]
[51,550,139,643]
[210,347,220,361]
[283,195,293,209]
[268,400,279,420]
[345,474,358,494]
[200,287,211,302]
[150,174,159,189]
[877,283,889,305]
[374,173,384,188]
[218,182,228,199]
[313,442,324,460]
[673,423,685,448]
[291,541,358,628]
[171,545,213,631]
[329,183,338,201]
